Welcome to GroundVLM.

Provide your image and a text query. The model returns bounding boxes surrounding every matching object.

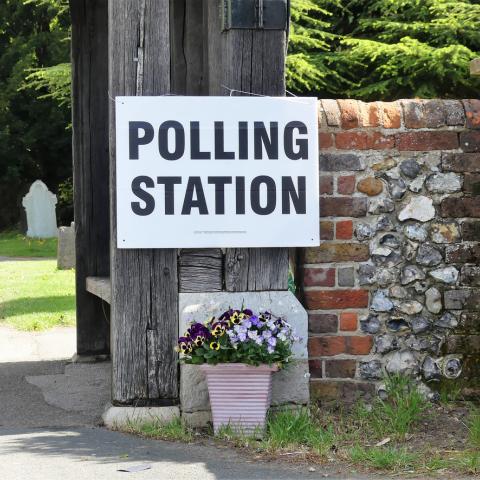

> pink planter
[200,363,278,435]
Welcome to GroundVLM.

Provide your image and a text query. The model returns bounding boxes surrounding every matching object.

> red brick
[309,359,323,378]
[319,132,334,150]
[379,101,401,129]
[460,131,480,153]
[320,221,334,240]
[396,131,458,151]
[319,153,364,171]
[345,336,373,355]
[321,99,341,127]
[324,359,357,378]
[340,312,358,331]
[441,197,480,218]
[308,336,345,356]
[463,99,480,129]
[335,132,368,150]
[304,289,369,310]
[320,175,333,195]
[463,221,480,240]
[304,243,369,263]
[311,380,375,404]
[303,267,335,287]
[463,174,480,195]
[442,153,480,172]
[338,99,359,129]
[320,197,367,217]
[358,101,379,127]
[370,131,395,149]
[308,313,338,334]
[337,175,356,195]
[336,220,353,240]
[402,100,424,128]
[402,100,446,129]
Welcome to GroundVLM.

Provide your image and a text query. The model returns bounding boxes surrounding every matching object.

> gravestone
[57,222,75,269]
[22,180,58,238]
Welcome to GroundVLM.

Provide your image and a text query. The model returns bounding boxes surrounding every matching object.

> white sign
[115,96,319,248]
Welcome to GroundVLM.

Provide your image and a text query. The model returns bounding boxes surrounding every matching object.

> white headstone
[22,180,58,238]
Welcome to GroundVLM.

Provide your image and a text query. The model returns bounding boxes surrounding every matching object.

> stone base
[182,410,212,428]
[102,404,180,429]
[71,353,110,364]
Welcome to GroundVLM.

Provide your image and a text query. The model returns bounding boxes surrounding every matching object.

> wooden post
[109,0,178,404]
[205,0,290,292]
[70,0,110,356]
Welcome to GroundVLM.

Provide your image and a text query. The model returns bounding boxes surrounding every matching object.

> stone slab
[102,405,180,429]
[179,291,310,425]
[57,222,76,269]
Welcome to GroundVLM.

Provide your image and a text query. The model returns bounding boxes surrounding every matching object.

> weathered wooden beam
[179,249,223,292]
[86,276,111,304]
[70,0,110,356]
[205,0,289,292]
[109,0,178,405]
[471,58,480,77]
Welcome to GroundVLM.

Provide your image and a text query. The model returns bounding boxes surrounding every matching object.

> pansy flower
[177,336,193,354]
[210,341,220,350]
[211,322,226,337]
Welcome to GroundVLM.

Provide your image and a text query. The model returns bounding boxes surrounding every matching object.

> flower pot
[200,363,278,435]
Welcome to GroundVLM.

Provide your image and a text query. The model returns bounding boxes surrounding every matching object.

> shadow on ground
[0,295,75,318]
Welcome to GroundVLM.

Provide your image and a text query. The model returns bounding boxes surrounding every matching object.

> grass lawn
[0,259,75,330]
[0,231,57,258]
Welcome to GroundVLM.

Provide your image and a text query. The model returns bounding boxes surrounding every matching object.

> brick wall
[301,99,480,403]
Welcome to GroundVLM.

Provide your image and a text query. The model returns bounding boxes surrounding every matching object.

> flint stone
[338,267,355,287]
[430,223,460,244]
[422,356,441,381]
[396,300,424,315]
[425,173,463,193]
[405,335,441,354]
[379,234,402,249]
[404,224,428,242]
[409,175,426,193]
[411,316,431,334]
[425,287,442,314]
[372,246,392,257]
[442,357,462,379]
[360,314,381,334]
[355,223,376,241]
[358,263,376,285]
[401,265,426,285]
[372,158,396,171]
[390,286,408,299]
[444,290,471,310]
[387,318,410,332]
[413,281,429,293]
[416,244,443,267]
[359,360,383,380]
[369,197,395,215]
[386,350,418,376]
[377,268,399,287]
[375,334,398,354]
[461,266,480,286]
[376,215,394,231]
[429,266,459,284]
[179,291,309,420]
[371,290,394,312]
[435,312,458,329]
[357,177,384,196]
[388,178,407,200]
[398,196,435,222]
[400,159,421,179]
[372,249,403,268]
[403,240,419,261]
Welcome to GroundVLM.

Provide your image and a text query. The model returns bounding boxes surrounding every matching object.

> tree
[287,0,480,99]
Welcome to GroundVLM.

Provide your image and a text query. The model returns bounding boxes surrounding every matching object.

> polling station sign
[115,96,319,248]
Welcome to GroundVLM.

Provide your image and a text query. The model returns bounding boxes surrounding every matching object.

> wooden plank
[86,276,111,304]
[471,58,480,77]
[109,0,178,405]
[179,249,223,292]
[205,0,289,292]
[70,0,110,356]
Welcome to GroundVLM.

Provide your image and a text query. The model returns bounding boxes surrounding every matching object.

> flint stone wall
[179,291,309,426]
[302,99,480,403]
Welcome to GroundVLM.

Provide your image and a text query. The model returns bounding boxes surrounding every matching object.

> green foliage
[468,408,480,448]
[348,445,418,471]
[123,417,194,443]
[287,0,480,98]
[0,0,71,229]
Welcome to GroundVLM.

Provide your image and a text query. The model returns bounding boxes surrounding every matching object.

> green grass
[123,417,193,443]
[0,231,57,258]
[468,408,480,448]
[349,445,418,471]
[0,259,75,330]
